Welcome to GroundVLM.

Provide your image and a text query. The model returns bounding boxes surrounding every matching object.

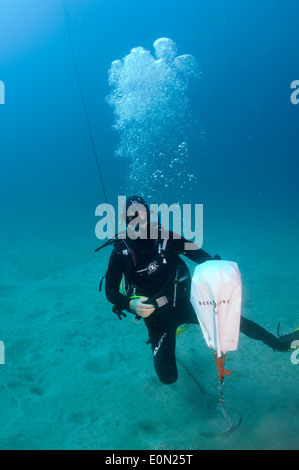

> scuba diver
[103,196,299,385]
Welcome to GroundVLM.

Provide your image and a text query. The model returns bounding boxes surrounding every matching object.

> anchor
[201,353,243,439]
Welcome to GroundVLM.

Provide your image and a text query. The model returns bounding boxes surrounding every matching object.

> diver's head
[124,195,150,227]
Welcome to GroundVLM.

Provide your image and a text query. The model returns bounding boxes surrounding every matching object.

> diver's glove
[129,297,155,318]
[112,306,127,320]
[213,254,221,260]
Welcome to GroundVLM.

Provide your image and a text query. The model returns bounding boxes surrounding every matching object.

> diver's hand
[129,297,155,318]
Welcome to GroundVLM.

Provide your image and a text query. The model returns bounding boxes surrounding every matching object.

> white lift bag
[191,260,242,358]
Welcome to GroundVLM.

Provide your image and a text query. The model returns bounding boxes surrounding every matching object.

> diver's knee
[157,371,178,385]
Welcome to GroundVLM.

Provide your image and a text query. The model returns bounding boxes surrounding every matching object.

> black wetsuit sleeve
[169,235,214,264]
[105,249,131,311]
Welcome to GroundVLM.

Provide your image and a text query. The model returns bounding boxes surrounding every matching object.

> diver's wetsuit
[105,233,283,384]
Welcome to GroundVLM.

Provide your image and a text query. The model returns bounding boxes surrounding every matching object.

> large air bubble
[173,54,201,78]
[153,37,178,62]
[107,37,202,200]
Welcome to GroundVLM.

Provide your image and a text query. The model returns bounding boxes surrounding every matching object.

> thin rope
[62,0,109,206]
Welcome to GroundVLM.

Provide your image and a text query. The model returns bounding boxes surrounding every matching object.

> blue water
[0,0,299,450]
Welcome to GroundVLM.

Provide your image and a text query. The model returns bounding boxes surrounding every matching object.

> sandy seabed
[0,220,298,450]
